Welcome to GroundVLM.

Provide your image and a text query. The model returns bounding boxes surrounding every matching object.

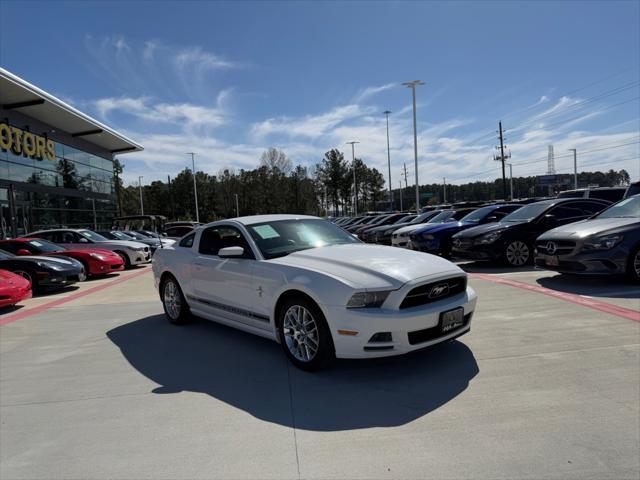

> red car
[0,238,125,276]
[0,269,32,308]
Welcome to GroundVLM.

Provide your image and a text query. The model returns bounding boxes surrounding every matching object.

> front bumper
[451,241,503,261]
[39,268,85,288]
[128,249,151,265]
[322,286,477,359]
[89,258,125,275]
[0,284,32,307]
[534,245,628,275]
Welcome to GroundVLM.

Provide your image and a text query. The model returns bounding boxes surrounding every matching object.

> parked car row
[0,227,158,309]
[331,193,640,282]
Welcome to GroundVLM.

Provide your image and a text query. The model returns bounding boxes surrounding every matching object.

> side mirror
[218,246,245,258]
[484,216,498,223]
[541,214,557,228]
[16,249,31,256]
[78,237,89,243]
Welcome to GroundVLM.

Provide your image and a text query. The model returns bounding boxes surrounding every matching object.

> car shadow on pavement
[457,261,538,274]
[107,314,479,431]
[37,285,79,297]
[536,274,639,298]
[0,304,24,316]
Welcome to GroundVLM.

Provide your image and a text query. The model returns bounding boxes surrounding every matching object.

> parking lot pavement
[1,267,638,479]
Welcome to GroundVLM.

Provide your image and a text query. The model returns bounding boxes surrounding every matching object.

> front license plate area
[440,307,465,333]
[544,255,559,266]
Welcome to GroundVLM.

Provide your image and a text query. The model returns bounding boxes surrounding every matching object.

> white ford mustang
[152,215,477,370]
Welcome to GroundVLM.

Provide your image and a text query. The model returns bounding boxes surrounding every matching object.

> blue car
[407,204,522,258]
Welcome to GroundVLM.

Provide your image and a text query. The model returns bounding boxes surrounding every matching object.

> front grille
[452,238,472,250]
[399,276,467,309]
[408,313,472,345]
[536,240,576,255]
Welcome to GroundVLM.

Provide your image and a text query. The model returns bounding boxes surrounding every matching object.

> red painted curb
[0,268,152,326]
[469,272,640,323]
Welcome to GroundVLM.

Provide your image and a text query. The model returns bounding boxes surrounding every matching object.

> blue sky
[1,0,639,186]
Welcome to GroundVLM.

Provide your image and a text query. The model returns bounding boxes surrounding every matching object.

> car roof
[218,214,320,227]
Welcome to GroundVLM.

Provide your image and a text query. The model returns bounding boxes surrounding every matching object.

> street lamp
[402,80,424,212]
[186,152,200,223]
[568,149,578,189]
[507,163,514,200]
[383,110,393,210]
[138,175,144,215]
[346,141,360,215]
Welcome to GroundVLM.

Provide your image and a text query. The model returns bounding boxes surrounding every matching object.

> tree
[315,149,349,216]
[259,148,292,174]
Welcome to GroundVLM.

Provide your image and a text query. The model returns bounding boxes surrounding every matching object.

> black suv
[451,198,611,266]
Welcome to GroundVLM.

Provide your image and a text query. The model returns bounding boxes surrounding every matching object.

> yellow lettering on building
[0,122,57,161]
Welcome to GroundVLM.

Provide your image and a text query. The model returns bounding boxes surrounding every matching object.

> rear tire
[626,245,640,284]
[503,240,531,267]
[276,296,334,371]
[161,275,191,324]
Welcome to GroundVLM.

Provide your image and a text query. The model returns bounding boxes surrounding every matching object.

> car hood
[538,217,640,240]
[454,221,524,239]
[268,243,463,289]
[94,240,149,249]
[393,223,433,235]
[412,221,475,236]
[7,255,79,266]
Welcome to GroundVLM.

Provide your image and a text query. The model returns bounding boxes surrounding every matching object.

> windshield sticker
[253,225,280,239]
[30,241,44,247]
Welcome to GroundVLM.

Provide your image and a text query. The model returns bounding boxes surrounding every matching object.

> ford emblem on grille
[546,241,557,254]
[428,283,450,299]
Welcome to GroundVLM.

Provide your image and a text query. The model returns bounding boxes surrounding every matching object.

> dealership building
[0,68,142,238]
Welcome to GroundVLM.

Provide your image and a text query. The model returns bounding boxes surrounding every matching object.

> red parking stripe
[469,273,640,323]
[0,268,151,326]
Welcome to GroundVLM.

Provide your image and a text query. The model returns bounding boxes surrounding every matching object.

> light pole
[568,149,578,189]
[235,193,239,217]
[186,152,200,223]
[399,181,403,211]
[138,175,144,215]
[346,141,360,215]
[402,80,424,212]
[383,110,393,210]
[507,163,514,200]
[443,177,447,203]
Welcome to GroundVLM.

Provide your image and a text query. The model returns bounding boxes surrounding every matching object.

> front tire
[161,276,191,324]
[504,240,531,267]
[627,245,640,284]
[14,269,38,294]
[114,251,131,269]
[277,297,334,371]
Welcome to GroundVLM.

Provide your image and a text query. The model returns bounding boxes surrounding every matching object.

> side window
[576,201,608,216]
[36,231,55,242]
[198,226,253,258]
[179,233,195,248]
[492,210,509,220]
[549,205,585,220]
[590,190,624,202]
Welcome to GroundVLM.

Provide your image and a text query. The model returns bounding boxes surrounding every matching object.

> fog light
[369,332,392,343]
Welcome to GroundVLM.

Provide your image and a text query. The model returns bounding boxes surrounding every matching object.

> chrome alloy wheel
[283,305,319,362]
[506,241,530,266]
[163,280,181,320]
[634,250,640,278]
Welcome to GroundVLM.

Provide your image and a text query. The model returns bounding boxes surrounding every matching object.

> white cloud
[353,83,397,103]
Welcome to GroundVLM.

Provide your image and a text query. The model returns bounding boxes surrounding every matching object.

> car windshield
[460,206,496,223]
[79,230,108,241]
[395,215,416,224]
[0,249,14,259]
[502,202,551,222]
[557,190,584,198]
[27,239,64,252]
[112,231,136,240]
[247,219,360,259]
[594,195,640,219]
[429,211,455,223]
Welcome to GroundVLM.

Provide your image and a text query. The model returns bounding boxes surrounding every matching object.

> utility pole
[402,80,425,212]
[443,177,447,203]
[568,149,578,189]
[346,141,360,215]
[498,121,507,201]
[399,181,403,211]
[167,175,174,219]
[235,193,239,217]
[186,152,200,223]
[383,110,393,211]
[138,175,144,215]
[403,163,408,188]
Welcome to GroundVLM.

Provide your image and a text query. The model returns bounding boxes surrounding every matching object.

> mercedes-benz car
[451,198,611,267]
[0,249,84,292]
[153,215,477,371]
[408,204,522,258]
[25,229,150,268]
[535,195,640,282]
[96,230,174,254]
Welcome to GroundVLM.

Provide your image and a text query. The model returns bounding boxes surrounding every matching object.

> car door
[533,202,590,238]
[190,225,267,330]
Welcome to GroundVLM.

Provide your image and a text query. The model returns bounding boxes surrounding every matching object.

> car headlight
[476,231,503,244]
[346,290,391,308]
[37,261,62,271]
[89,252,108,260]
[129,247,144,252]
[582,234,623,251]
